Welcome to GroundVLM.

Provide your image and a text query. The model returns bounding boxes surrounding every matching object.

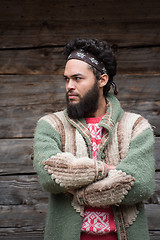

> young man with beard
[33,38,155,240]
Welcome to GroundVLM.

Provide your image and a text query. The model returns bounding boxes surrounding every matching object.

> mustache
[66,90,80,97]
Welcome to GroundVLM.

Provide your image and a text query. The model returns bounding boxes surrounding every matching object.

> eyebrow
[63,73,84,78]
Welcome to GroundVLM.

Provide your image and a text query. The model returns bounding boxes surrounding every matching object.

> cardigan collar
[64,94,124,157]
[64,93,124,135]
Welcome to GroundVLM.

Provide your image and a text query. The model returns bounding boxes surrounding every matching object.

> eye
[74,76,82,81]
[63,76,69,82]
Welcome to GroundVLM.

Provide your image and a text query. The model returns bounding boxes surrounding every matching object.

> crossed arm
[43,152,117,189]
[43,152,135,207]
[34,119,155,208]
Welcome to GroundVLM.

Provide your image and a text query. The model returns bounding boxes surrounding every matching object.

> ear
[98,74,109,88]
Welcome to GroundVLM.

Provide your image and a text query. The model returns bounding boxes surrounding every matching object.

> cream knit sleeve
[75,127,155,207]
[43,152,108,189]
[75,169,135,207]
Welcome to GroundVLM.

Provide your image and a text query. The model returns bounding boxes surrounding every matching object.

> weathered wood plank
[0,47,159,75]
[0,204,47,229]
[0,228,44,240]
[0,173,159,205]
[0,204,159,234]
[0,139,34,175]
[0,0,160,48]
[0,21,160,49]
[115,74,160,101]
[0,101,159,138]
[149,231,160,240]
[0,74,160,107]
[0,75,66,107]
[0,103,64,138]
[0,137,159,175]
[116,47,160,74]
[0,229,159,240]
[145,172,160,205]
[0,47,65,75]
[0,175,48,205]
[154,138,160,170]
[145,204,160,230]
[1,0,159,22]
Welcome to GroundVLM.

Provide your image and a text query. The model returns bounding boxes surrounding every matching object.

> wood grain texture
[0,139,34,175]
[1,0,159,22]
[0,203,159,239]
[0,137,159,175]
[0,229,44,240]
[0,47,159,74]
[0,204,47,229]
[0,101,159,138]
[0,173,159,205]
[0,74,160,107]
[0,175,48,205]
[0,0,159,238]
[0,0,160,48]
[0,73,159,138]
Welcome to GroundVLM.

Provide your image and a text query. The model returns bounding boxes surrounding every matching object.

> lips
[67,92,79,100]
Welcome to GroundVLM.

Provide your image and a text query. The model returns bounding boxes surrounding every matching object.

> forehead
[64,59,92,75]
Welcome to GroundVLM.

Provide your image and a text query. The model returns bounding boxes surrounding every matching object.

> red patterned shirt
[81,116,117,239]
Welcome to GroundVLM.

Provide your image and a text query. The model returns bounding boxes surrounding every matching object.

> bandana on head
[67,49,107,74]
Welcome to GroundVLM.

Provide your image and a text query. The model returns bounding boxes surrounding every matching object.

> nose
[66,79,76,91]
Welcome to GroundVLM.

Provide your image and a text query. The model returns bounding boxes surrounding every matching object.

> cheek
[79,82,94,97]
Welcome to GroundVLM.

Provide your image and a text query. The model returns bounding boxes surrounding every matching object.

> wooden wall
[0,0,160,239]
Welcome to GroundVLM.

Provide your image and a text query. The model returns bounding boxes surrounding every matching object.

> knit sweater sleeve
[75,127,155,207]
[116,127,155,204]
[33,119,65,194]
[34,118,108,192]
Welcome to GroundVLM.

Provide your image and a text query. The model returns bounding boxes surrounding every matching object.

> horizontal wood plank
[0,204,47,229]
[0,101,159,138]
[116,47,160,74]
[0,229,159,240]
[0,103,64,138]
[149,232,160,240]
[154,137,160,170]
[0,228,44,240]
[145,204,160,231]
[145,172,160,205]
[0,0,160,48]
[0,137,159,175]
[0,173,159,206]
[0,21,160,49]
[0,204,159,238]
[0,175,47,205]
[1,0,160,22]
[0,47,159,75]
[0,139,34,175]
[0,75,66,107]
[115,74,160,100]
[1,74,160,107]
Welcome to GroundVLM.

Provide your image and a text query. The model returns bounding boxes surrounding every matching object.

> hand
[43,152,107,189]
[76,169,135,207]
[106,165,116,173]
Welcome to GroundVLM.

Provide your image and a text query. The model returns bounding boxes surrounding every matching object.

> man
[34,38,155,240]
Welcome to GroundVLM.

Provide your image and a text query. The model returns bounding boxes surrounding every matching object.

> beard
[66,81,99,119]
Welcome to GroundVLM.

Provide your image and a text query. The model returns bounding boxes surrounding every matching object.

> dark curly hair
[63,38,118,96]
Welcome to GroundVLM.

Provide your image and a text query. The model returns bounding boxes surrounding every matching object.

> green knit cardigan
[34,94,155,240]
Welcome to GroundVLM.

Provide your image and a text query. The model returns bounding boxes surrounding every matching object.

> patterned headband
[67,49,107,74]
